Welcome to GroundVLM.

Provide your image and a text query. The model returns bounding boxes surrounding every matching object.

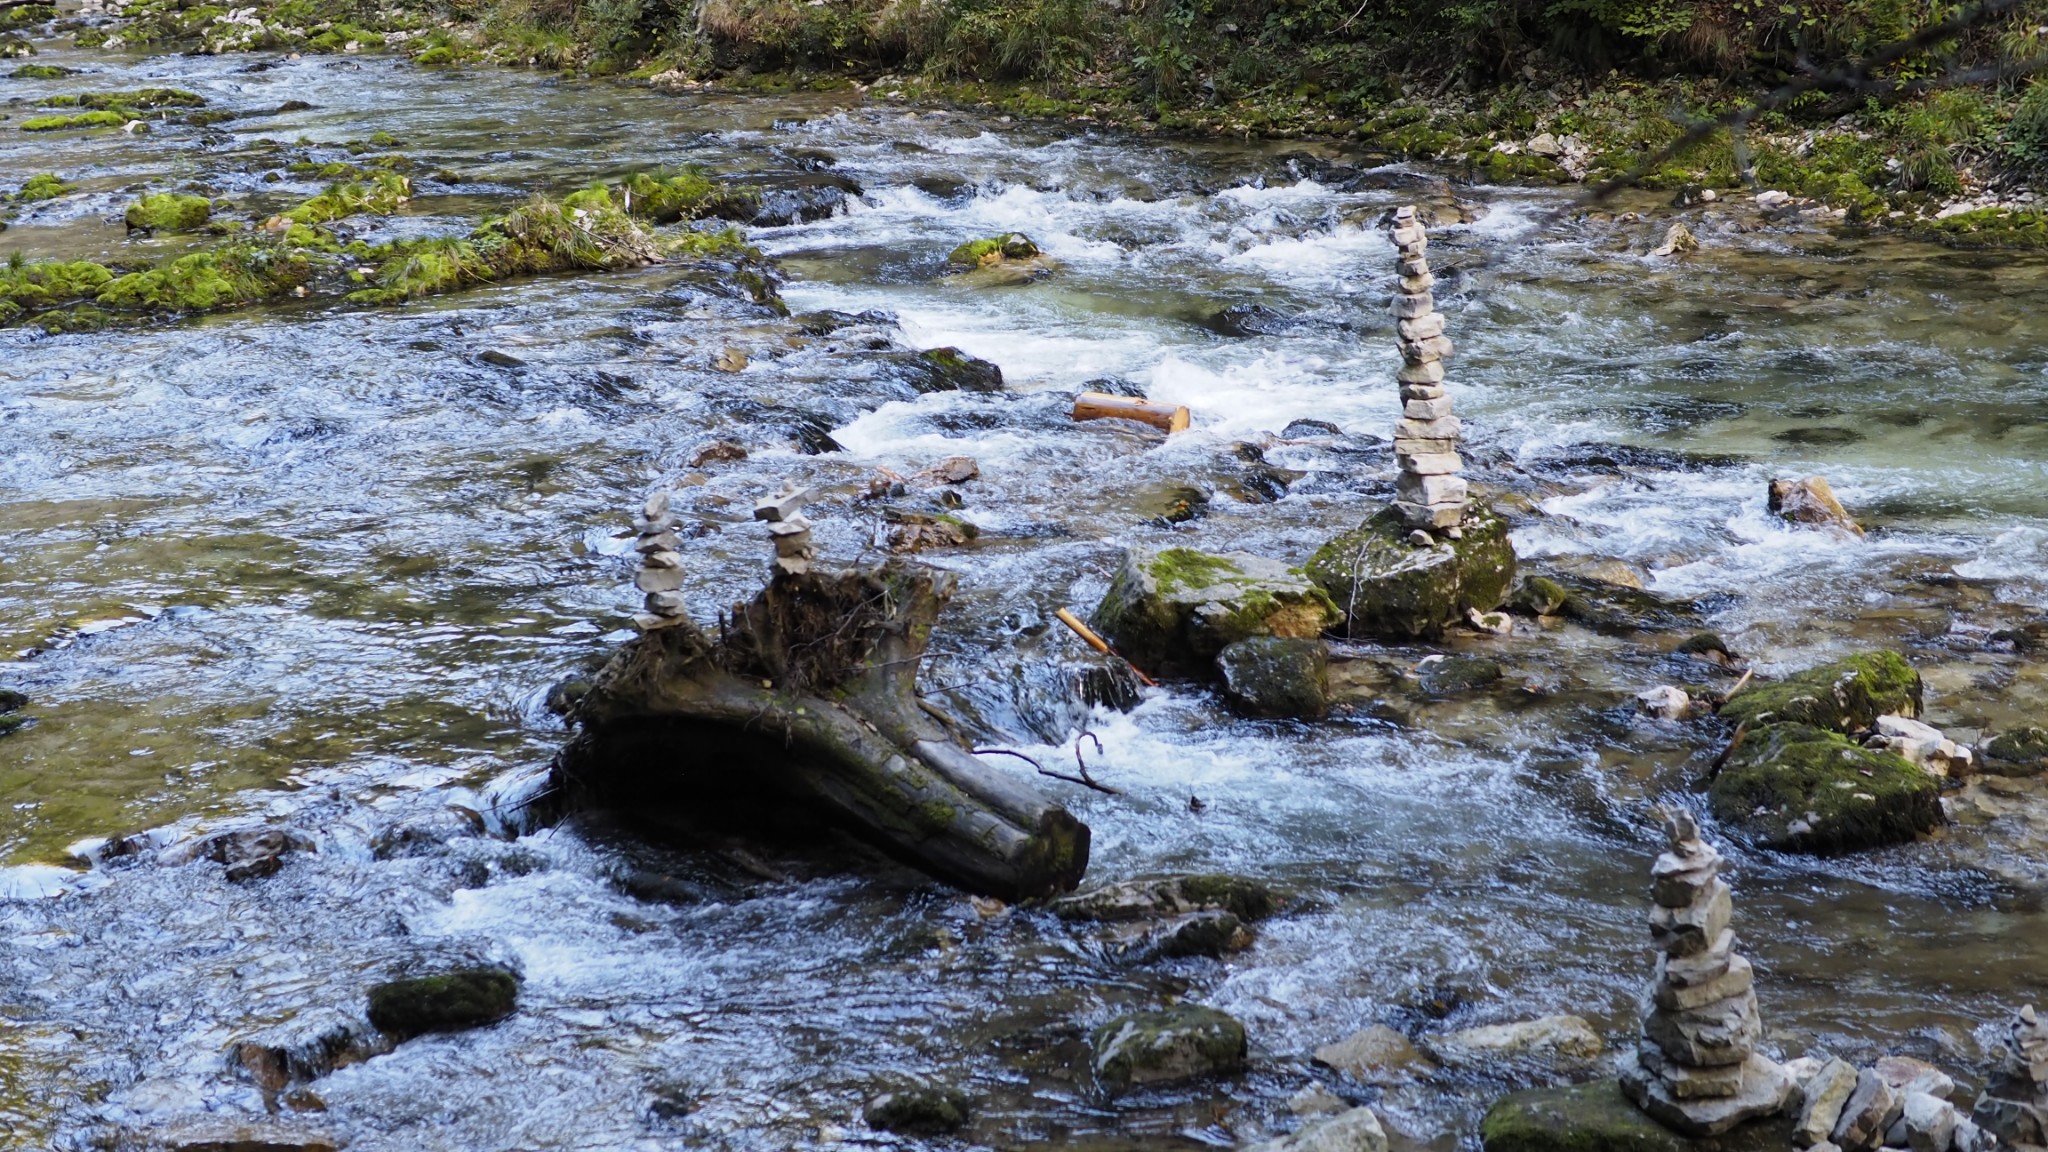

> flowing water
[3,42,2048,1152]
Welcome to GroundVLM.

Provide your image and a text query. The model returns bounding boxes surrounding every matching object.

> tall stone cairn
[632,489,690,631]
[1972,1003,2048,1147]
[1388,205,1468,533]
[1619,810,1794,1136]
[754,483,815,577]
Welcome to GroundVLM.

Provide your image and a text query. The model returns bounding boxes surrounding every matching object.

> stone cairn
[1388,205,1468,534]
[1620,810,1794,1136]
[754,483,815,577]
[631,489,689,632]
[1973,1003,2048,1148]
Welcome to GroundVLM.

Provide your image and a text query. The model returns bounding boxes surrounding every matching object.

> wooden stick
[1072,392,1191,435]
[1055,608,1158,687]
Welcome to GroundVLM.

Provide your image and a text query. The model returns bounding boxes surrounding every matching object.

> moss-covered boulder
[1482,1080,1793,1152]
[124,192,212,233]
[1708,722,1943,853]
[887,346,1005,393]
[366,967,519,1041]
[1093,547,1340,679]
[947,232,1039,267]
[1981,727,2048,777]
[1718,651,1921,733]
[16,172,71,201]
[1216,636,1329,719]
[1090,1004,1247,1092]
[1307,505,1515,639]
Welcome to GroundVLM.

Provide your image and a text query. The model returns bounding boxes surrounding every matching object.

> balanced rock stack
[754,483,815,577]
[631,490,689,632]
[1619,810,1794,1136]
[1388,205,1468,533]
[1972,1003,2048,1147]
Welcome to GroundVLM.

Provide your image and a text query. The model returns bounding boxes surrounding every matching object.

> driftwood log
[552,559,1090,901]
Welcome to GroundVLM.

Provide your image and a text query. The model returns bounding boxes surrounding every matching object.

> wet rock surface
[1089,1004,1249,1092]
[1307,504,1516,639]
[1092,545,1340,678]
[365,968,520,1041]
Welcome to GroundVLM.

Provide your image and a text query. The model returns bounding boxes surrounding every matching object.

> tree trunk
[551,560,1090,901]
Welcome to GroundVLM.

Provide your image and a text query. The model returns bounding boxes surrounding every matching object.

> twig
[1710,721,1750,779]
[973,747,1045,771]
[1054,608,1158,687]
[1721,667,1755,705]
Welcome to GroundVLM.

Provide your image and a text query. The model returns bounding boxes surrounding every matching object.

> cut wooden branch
[1055,608,1158,687]
[552,560,1090,900]
[1072,391,1191,435]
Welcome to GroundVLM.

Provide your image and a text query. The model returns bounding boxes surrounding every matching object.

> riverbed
[2,42,2046,1152]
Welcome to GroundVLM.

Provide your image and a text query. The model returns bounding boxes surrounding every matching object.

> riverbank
[14,0,2048,248]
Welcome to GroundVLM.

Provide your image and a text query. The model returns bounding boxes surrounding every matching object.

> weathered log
[552,559,1090,901]
[1072,391,1191,434]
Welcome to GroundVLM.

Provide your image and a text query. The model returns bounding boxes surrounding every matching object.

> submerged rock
[1306,505,1515,639]
[1768,476,1863,536]
[161,825,313,882]
[366,967,519,1041]
[1423,1015,1604,1069]
[1216,636,1330,719]
[947,232,1040,267]
[1052,873,1277,922]
[1981,727,2048,777]
[230,1009,378,1093]
[1246,1106,1389,1152]
[131,1114,340,1152]
[884,346,1005,394]
[1417,655,1505,696]
[1090,1004,1248,1092]
[1092,546,1340,679]
[1709,722,1943,853]
[1480,1080,1790,1152]
[1315,1024,1432,1085]
[864,1085,971,1135]
[1718,652,1922,734]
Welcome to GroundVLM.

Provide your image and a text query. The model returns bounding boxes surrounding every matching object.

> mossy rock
[1981,726,2048,777]
[1090,1004,1247,1092]
[1718,651,1921,734]
[15,172,70,201]
[1481,1080,1790,1152]
[366,967,519,1040]
[1911,208,2048,250]
[1419,655,1504,696]
[1306,504,1515,640]
[1708,722,1942,854]
[124,192,212,233]
[1093,546,1340,679]
[10,63,73,77]
[21,110,126,131]
[864,1086,970,1135]
[892,346,1004,393]
[1215,636,1329,719]
[947,232,1039,267]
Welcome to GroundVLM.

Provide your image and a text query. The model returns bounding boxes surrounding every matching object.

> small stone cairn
[631,489,689,632]
[1973,1003,2048,1148]
[1620,810,1794,1136]
[1388,205,1468,534]
[754,483,815,577]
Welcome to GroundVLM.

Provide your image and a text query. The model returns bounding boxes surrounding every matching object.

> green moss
[1090,1005,1247,1091]
[366,968,519,1041]
[347,193,664,305]
[1509,575,1570,616]
[0,258,114,325]
[96,240,311,313]
[947,232,1040,266]
[282,171,411,225]
[15,172,72,201]
[917,800,958,830]
[1306,504,1516,639]
[10,63,73,77]
[21,110,127,131]
[619,168,759,223]
[1709,722,1942,853]
[41,86,203,109]
[1719,650,1921,733]
[1912,207,2048,250]
[1094,546,1339,677]
[1481,1081,1694,1152]
[124,191,213,232]
[412,44,457,65]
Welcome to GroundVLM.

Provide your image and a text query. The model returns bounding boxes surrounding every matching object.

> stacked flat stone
[1972,1004,2048,1148]
[1388,205,1467,533]
[754,483,815,577]
[632,489,689,632]
[1620,810,1793,1136]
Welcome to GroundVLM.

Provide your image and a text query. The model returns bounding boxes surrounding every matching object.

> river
[2,42,2046,1152]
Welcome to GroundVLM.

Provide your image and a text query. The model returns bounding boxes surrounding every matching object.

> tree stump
[551,559,1090,901]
